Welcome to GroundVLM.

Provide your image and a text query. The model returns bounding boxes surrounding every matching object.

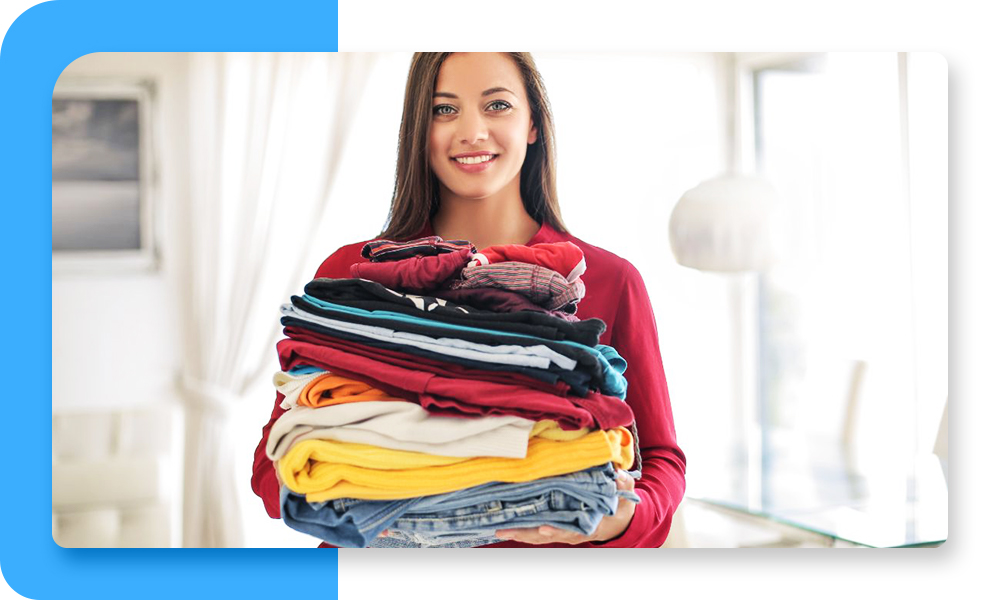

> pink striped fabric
[450,261,585,314]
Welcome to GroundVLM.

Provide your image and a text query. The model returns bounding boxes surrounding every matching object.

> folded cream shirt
[268,401,591,460]
[268,401,536,460]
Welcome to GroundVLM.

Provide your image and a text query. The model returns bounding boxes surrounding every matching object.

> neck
[432,183,541,249]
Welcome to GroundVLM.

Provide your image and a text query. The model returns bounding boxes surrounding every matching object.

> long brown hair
[379,52,567,240]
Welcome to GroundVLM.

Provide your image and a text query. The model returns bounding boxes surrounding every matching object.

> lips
[451,153,498,173]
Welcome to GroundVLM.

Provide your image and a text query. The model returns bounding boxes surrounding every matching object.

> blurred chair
[52,405,182,547]
[839,359,868,448]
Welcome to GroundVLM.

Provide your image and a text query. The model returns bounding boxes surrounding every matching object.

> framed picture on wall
[52,78,158,272]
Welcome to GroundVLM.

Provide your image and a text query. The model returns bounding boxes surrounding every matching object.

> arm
[584,259,687,547]
[250,391,288,519]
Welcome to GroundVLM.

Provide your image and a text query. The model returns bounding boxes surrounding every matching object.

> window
[749,52,947,474]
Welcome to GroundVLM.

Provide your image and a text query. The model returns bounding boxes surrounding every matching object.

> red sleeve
[250,243,367,519]
[250,391,289,519]
[581,260,687,548]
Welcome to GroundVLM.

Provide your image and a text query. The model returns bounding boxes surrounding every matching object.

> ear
[527,119,538,145]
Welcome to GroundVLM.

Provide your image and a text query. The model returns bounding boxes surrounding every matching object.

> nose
[456,110,489,146]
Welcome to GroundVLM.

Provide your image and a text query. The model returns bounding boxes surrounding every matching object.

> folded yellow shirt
[280,427,633,502]
[530,419,591,441]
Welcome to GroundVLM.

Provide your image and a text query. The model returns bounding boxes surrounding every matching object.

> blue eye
[433,104,456,116]
[487,100,512,112]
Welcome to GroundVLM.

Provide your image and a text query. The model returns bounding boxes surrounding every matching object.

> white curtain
[172,52,375,547]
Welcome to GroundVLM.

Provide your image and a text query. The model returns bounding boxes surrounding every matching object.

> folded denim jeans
[280,463,639,548]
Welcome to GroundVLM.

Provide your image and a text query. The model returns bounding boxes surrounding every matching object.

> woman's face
[428,53,537,205]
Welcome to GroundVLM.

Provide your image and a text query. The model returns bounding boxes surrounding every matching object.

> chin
[445,186,503,202]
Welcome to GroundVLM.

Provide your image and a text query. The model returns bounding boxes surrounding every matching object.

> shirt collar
[527,221,559,244]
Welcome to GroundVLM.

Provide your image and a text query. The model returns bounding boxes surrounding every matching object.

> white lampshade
[668,174,781,273]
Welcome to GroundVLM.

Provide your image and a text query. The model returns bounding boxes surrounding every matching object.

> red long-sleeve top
[251,221,687,548]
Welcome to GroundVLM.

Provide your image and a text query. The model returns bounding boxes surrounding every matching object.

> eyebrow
[432,87,517,99]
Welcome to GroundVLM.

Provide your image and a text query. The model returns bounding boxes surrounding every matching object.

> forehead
[435,53,526,96]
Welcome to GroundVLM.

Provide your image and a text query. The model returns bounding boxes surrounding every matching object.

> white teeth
[455,155,494,165]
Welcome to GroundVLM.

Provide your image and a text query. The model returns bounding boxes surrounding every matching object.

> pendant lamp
[668,174,781,273]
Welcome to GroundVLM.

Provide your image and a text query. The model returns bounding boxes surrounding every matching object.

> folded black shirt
[304,278,606,346]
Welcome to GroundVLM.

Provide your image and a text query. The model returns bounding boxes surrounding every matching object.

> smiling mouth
[453,154,498,165]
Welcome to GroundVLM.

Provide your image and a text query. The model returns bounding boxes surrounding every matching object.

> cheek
[500,120,532,155]
[428,128,450,160]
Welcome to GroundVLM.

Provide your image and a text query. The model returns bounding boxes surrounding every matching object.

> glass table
[683,435,948,548]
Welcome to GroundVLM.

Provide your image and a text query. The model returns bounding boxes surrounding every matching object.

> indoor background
[50,51,947,548]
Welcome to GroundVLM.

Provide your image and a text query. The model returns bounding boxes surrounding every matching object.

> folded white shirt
[273,369,330,410]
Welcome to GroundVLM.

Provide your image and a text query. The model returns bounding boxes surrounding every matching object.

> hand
[494,469,637,545]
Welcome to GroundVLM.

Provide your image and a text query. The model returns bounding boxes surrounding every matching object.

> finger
[538,526,588,544]
[616,469,636,491]
[508,535,549,545]
[495,527,534,540]
[495,530,547,544]
[537,526,557,537]
[496,527,585,545]
[520,526,587,545]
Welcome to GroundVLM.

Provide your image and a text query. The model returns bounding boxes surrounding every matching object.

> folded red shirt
[282,325,573,397]
[277,337,634,431]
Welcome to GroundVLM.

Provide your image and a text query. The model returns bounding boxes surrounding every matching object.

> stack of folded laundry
[265,236,640,548]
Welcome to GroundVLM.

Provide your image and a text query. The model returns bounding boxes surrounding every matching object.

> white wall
[53,52,189,413]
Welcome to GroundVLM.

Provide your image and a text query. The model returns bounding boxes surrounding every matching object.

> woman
[251,52,687,547]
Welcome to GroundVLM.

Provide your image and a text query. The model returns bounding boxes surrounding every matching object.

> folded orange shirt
[299,374,395,408]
